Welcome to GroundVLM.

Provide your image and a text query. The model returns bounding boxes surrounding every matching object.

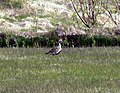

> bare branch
[102,6,118,26]
[71,0,90,28]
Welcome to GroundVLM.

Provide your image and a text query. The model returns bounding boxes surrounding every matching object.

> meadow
[0,47,120,93]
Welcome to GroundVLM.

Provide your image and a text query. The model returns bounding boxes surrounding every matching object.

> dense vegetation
[0,32,120,48]
[0,47,120,93]
[0,0,26,8]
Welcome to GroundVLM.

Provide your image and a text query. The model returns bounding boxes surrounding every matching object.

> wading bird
[46,39,62,55]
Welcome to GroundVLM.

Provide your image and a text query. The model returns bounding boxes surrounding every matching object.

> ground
[0,47,120,93]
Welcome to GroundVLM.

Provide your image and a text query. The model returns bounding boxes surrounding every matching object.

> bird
[46,39,62,55]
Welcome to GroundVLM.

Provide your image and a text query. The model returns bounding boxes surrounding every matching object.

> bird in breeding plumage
[45,39,62,55]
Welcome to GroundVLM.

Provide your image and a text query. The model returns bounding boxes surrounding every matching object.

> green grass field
[0,47,120,93]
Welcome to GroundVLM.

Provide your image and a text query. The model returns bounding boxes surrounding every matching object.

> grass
[0,47,120,93]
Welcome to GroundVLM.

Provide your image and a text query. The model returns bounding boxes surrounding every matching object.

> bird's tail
[45,50,51,54]
[45,52,49,54]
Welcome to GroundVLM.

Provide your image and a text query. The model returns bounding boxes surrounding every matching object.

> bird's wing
[46,46,58,54]
[51,46,61,55]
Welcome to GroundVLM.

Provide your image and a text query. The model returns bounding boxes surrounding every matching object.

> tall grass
[0,47,120,93]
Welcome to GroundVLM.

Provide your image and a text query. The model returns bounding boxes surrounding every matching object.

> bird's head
[58,39,63,44]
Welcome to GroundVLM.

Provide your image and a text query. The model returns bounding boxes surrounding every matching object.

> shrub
[0,32,120,48]
[32,37,40,48]
[84,36,93,47]
[94,35,108,47]
[39,36,49,47]
[0,33,7,47]
[111,37,118,46]
[16,36,25,47]
[117,36,120,46]
[24,37,33,48]
[0,38,7,47]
